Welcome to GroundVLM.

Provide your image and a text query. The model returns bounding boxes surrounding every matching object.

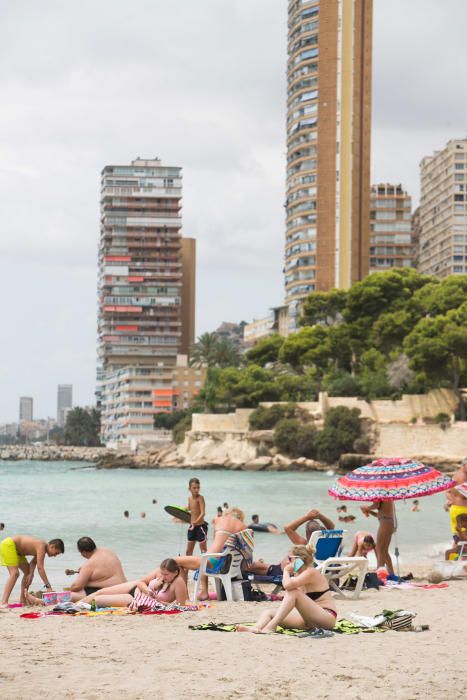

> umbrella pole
[393,503,400,577]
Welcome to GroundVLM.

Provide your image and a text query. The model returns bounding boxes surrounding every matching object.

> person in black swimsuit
[237,542,337,634]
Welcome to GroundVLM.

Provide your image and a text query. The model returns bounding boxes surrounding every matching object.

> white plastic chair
[434,541,467,579]
[193,548,244,601]
[308,529,368,600]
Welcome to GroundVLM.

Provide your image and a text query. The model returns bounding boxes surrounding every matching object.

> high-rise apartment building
[19,396,33,422]
[285,0,373,328]
[369,184,414,272]
[57,384,73,427]
[97,157,196,444]
[419,139,467,277]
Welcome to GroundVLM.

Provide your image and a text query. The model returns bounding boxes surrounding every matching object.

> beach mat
[188,622,333,638]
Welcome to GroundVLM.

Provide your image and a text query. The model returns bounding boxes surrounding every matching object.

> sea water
[0,461,451,589]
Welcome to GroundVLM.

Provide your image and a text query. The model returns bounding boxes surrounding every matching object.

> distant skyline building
[369,184,414,273]
[418,139,467,278]
[19,396,33,423]
[285,0,373,328]
[57,384,73,427]
[97,157,196,444]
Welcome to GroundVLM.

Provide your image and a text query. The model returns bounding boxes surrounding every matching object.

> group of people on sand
[2,461,466,631]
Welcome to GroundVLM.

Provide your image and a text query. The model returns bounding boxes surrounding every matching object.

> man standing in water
[0,534,64,607]
[69,537,127,601]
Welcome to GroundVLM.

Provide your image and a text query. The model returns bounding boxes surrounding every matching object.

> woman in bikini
[76,558,187,608]
[175,507,247,600]
[360,500,395,574]
[237,542,336,634]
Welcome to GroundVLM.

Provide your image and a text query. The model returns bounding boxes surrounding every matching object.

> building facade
[97,158,196,444]
[57,384,73,427]
[19,396,33,423]
[369,184,414,272]
[418,139,467,277]
[285,0,373,328]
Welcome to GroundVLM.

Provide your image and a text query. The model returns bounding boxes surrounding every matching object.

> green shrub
[314,406,363,463]
[434,412,450,424]
[173,414,193,444]
[353,437,370,453]
[273,418,302,455]
[296,424,318,459]
[323,371,361,397]
[248,403,298,430]
[154,410,189,430]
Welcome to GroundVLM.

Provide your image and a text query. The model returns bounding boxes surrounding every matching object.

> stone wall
[375,423,467,460]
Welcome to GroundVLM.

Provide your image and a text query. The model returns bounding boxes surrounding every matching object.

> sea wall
[375,423,467,460]
[191,389,458,432]
[0,446,115,462]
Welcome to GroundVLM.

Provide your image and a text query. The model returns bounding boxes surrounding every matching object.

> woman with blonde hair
[176,506,248,600]
[237,542,337,634]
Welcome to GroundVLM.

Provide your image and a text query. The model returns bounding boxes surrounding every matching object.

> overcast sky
[1,0,467,422]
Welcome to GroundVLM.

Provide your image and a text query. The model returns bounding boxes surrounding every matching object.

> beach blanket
[129,591,199,613]
[188,622,333,638]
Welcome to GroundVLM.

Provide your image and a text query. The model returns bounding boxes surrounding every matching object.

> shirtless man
[0,535,64,607]
[247,508,336,578]
[68,537,127,602]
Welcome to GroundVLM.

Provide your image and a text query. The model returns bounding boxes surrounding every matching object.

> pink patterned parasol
[328,457,456,502]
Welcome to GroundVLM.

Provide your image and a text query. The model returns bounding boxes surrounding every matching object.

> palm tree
[190,332,241,368]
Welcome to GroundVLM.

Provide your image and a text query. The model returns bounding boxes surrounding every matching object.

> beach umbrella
[328,457,456,574]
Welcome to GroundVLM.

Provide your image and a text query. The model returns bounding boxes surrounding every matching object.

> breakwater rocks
[0,445,115,462]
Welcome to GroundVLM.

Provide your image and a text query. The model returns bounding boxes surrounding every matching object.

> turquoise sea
[0,461,451,591]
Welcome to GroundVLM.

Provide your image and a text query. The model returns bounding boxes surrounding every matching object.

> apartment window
[455,163,465,170]
[455,174,465,181]
[300,48,319,61]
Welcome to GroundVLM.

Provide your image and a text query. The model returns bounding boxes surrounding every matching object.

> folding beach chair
[310,529,368,600]
[193,529,255,602]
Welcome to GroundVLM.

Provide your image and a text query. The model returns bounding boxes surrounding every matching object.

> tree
[413,275,467,316]
[245,334,285,366]
[404,302,467,419]
[189,332,240,369]
[154,410,189,430]
[64,408,101,446]
[300,289,347,327]
[279,326,332,373]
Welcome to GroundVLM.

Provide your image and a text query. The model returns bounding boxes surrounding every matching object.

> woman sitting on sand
[175,507,248,600]
[237,542,337,634]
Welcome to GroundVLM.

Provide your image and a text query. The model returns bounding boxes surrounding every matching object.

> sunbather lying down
[25,559,188,608]
[237,543,337,634]
[176,507,248,600]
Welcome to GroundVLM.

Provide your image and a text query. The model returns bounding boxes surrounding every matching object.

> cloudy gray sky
[1,0,467,422]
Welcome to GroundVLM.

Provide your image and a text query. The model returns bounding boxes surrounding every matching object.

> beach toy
[56,591,71,603]
[208,592,217,600]
[164,505,191,523]
[42,591,58,605]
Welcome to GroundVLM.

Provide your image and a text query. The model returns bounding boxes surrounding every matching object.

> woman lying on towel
[237,542,337,634]
[175,507,248,601]
[77,558,188,608]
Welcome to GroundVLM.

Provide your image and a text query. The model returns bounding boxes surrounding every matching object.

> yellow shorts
[450,505,467,533]
[0,538,28,567]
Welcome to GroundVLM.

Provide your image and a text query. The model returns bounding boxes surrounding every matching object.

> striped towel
[129,591,197,613]
[224,529,254,566]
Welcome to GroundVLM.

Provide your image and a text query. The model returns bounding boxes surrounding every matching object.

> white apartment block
[419,139,467,277]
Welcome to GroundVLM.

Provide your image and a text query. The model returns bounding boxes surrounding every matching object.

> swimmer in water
[248,515,280,534]
[124,511,129,519]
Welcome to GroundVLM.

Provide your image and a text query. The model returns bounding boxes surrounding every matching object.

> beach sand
[0,579,465,700]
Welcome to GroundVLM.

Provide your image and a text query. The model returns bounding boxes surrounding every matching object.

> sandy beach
[1,576,465,700]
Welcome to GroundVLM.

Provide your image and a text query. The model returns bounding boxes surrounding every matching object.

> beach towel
[224,529,255,566]
[188,622,333,638]
[129,591,198,613]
